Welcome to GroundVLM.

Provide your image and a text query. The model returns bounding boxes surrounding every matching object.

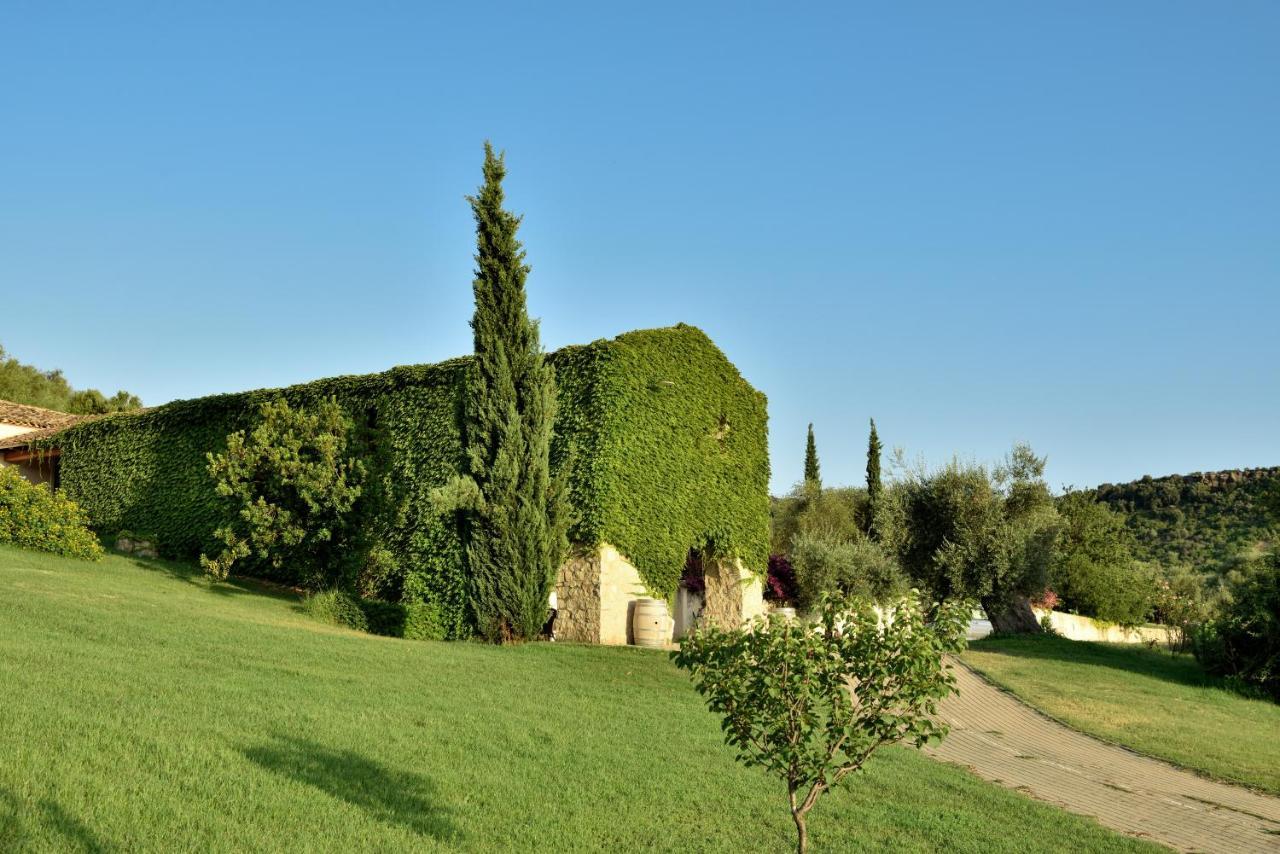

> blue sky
[2,2,1276,494]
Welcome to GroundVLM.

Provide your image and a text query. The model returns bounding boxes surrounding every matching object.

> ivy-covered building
[21,325,769,644]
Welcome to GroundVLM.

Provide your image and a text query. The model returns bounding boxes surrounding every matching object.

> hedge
[42,325,768,632]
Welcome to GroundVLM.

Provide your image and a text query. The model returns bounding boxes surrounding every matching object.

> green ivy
[44,325,769,627]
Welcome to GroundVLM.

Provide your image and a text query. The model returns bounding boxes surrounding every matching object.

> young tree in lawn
[674,592,970,854]
[461,142,569,642]
[803,423,821,488]
[865,418,883,539]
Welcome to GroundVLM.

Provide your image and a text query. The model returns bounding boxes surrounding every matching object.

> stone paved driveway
[927,661,1280,853]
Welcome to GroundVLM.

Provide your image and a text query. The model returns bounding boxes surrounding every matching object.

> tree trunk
[792,810,808,854]
[983,594,1043,634]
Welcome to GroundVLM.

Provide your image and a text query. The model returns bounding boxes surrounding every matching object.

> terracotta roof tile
[0,399,78,429]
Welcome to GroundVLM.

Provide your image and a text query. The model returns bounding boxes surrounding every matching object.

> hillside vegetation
[0,343,141,414]
[0,545,1154,852]
[1092,468,1280,571]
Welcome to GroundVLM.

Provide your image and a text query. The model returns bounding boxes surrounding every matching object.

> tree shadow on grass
[967,633,1220,691]
[0,787,108,853]
[126,555,301,602]
[239,735,458,844]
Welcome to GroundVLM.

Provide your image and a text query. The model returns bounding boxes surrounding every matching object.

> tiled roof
[0,400,84,452]
[0,399,78,429]
[0,424,69,452]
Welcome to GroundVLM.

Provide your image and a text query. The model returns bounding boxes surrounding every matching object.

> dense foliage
[0,466,103,560]
[1093,468,1280,572]
[200,398,365,589]
[1052,491,1155,626]
[302,588,370,632]
[457,144,568,643]
[789,531,905,610]
[1194,552,1280,701]
[673,592,971,854]
[0,343,142,414]
[45,326,767,632]
[770,485,867,557]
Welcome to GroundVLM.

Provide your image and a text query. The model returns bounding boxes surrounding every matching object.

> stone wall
[701,558,765,630]
[1035,609,1170,645]
[554,543,649,645]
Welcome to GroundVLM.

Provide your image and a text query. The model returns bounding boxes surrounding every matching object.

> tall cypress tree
[463,142,568,642]
[866,418,883,538]
[803,423,821,488]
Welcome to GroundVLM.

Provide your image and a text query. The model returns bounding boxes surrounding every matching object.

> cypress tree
[804,423,821,488]
[866,418,883,538]
[463,142,568,643]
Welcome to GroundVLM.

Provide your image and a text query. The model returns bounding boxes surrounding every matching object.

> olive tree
[890,444,1060,633]
[673,592,970,853]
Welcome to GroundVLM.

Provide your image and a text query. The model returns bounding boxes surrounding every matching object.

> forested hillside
[0,344,141,414]
[1093,468,1280,571]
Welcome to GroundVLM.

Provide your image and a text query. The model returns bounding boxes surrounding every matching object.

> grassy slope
[962,635,1280,795]
[0,547,1156,854]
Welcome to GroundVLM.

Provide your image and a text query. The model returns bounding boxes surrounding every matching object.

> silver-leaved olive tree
[672,592,971,854]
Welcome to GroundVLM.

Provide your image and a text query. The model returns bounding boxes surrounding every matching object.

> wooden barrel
[632,598,670,648]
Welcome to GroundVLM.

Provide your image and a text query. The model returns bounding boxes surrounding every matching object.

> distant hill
[1092,468,1280,571]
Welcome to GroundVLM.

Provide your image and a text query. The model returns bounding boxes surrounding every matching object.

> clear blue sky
[2,2,1277,494]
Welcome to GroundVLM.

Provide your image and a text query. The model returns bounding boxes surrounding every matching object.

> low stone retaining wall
[1034,609,1170,645]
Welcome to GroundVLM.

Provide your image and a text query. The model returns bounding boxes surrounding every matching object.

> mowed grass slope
[0,546,1156,853]
[963,635,1280,795]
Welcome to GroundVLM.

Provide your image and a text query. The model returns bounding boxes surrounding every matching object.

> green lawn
[962,634,1280,795]
[0,546,1156,853]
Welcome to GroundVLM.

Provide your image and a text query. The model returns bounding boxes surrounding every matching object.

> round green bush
[302,589,369,632]
[0,465,103,560]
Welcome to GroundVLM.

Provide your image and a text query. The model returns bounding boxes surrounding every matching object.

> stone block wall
[702,557,766,630]
[554,544,648,645]
[556,546,763,645]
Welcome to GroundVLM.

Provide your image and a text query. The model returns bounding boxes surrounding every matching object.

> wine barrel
[632,598,671,648]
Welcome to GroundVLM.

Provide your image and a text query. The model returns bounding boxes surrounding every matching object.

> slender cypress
[803,423,821,488]
[463,142,568,642]
[866,418,883,538]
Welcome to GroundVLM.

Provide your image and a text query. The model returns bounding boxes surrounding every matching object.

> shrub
[1053,553,1156,628]
[402,601,447,641]
[200,397,365,590]
[1152,567,1215,652]
[354,598,447,641]
[1193,553,1280,700]
[673,592,971,854]
[302,589,369,632]
[764,554,798,603]
[1052,491,1154,627]
[789,531,905,611]
[0,466,102,560]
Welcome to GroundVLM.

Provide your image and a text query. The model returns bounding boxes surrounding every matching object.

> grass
[0,546,1158,853]
[962,633,1280,795]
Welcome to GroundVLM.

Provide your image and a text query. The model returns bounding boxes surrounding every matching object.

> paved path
[926,661,1280,853]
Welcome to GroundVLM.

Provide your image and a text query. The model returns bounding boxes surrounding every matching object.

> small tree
[803,423,821,488]
[673,593,970,854]
[866,418,882,539]
[201,397,365,589]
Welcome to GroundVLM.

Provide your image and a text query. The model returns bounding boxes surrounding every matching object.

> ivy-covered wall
[45,325,768,631]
